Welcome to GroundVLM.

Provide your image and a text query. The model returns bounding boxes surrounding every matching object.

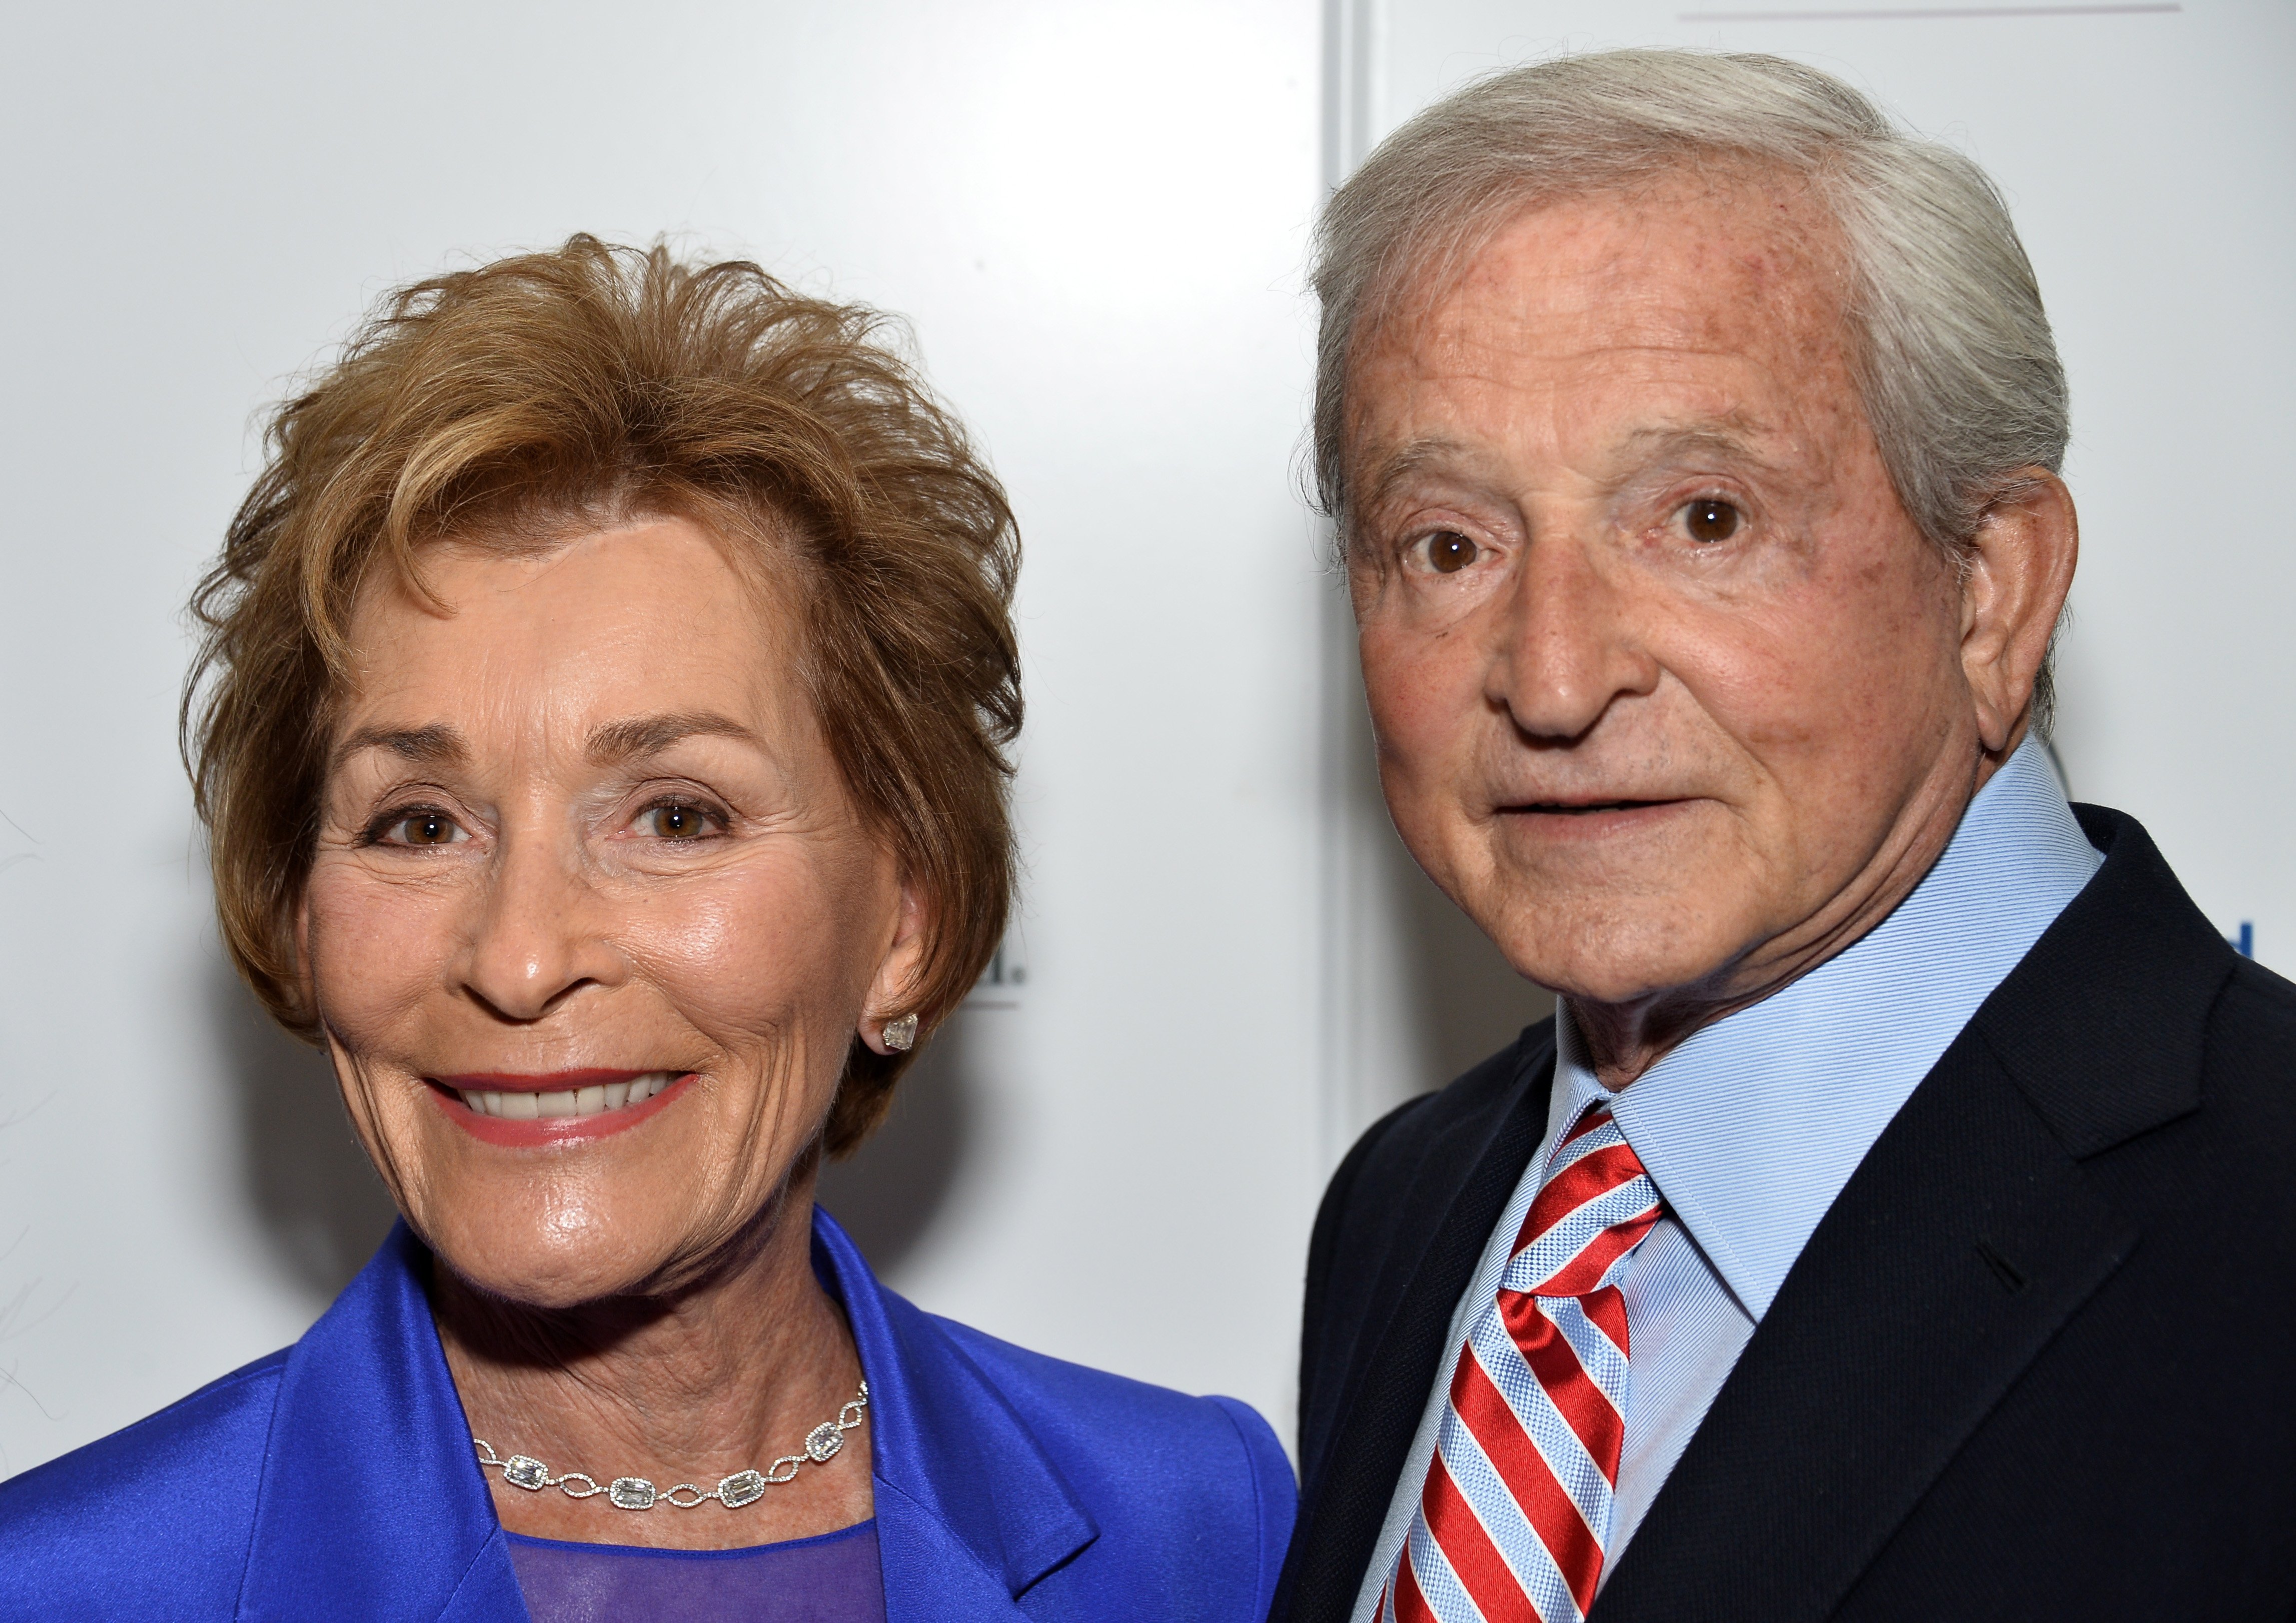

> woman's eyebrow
[333,723,466,771]
[586,711,760,764]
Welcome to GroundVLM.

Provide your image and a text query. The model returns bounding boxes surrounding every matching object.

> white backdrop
[5,0,2291,1483]
[0,0,1329,1477]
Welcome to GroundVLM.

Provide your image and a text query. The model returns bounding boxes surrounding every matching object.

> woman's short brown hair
[185,236,1021,1156]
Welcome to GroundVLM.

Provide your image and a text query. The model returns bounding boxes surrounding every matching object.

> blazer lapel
[874,1478,1039,1621]
[812,1209,1096,1622]
[1280,1031,1556,1620]
[1596,808,2226,1622]
[237,1223,529,1623]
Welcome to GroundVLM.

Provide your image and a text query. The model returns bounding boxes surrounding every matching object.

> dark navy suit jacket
[1275,807,2296,1621]
[0,1207,1295,1620]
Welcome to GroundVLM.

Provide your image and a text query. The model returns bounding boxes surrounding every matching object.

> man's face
[1348,169,1982,1012]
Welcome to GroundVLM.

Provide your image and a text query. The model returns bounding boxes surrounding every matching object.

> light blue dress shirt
[1350,736,2104,1619]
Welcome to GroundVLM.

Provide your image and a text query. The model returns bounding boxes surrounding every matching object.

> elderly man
[1276,50,2296,1623]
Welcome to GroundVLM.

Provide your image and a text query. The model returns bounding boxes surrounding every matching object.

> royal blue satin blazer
[0,1208,1295,1620]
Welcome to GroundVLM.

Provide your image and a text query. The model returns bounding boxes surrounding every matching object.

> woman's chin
[368,1074,817,1311]
[417,1198,703,1311]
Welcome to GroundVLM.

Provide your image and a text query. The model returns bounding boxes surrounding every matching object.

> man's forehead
[1346,179,1855,481]
[1390,180,1844,359]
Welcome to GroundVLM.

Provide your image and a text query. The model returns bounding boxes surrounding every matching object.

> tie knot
[1505,1105,1660,1298]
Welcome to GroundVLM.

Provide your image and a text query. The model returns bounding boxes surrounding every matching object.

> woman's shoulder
[895,1302,1298,1618]
[0,1348,290,1616]
[929,1308,1291,1484]
[831,1210,1299,1619]
[820,1210,1295,1536]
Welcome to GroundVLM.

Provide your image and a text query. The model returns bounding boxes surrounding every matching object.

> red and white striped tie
[1381,1105,1661,1623]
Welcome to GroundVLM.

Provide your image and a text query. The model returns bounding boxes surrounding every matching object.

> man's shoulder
[2012,804,2295,1156]
[2181,953,2296,1166]
[1332,1018,1555,1217]
[2208,953,2296,1060]
[0,1348,289,1617]
[1296,1020,1553,1435]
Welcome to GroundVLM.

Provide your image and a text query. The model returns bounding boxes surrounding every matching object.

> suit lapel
[1281,1033,1555,1620]
[1596,809,2224,1622]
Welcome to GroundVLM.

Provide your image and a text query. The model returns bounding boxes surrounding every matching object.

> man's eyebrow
[1356,422,1774,511]
[1617,421,1774,469]
[1359,435,1471,510]
[586,711,760,764]
[1341,434,1488,516]
[333,723,466,772]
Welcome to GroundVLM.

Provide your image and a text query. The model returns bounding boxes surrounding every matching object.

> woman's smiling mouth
[427,1069,695,1145]
[450,1071,679,1119]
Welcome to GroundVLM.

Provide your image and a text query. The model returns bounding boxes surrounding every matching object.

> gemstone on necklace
[607,1476,658,1510]
[502,1455,551,1491]
[718,1469,767,1508]
[805,1423,843,1463]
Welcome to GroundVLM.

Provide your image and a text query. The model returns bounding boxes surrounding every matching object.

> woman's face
[301,518,920,1308]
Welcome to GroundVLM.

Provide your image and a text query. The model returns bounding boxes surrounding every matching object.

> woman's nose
[457,828,622,1023]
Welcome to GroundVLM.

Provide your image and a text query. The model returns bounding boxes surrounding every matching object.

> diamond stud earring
[881,1013,919,1052]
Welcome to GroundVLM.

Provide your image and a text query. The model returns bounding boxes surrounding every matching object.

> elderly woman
[0,239,1292,1620]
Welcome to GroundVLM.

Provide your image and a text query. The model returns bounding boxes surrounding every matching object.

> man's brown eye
[1685,499,1741,543]
[1426,531,1479,573]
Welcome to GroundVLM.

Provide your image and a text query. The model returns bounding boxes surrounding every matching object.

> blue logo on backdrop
[2229,922,2255,958]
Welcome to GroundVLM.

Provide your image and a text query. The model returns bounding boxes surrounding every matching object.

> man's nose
[1491,534,1660,741]
[458,828,621,1023]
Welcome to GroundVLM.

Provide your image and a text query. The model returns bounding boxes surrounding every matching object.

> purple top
[506,1517,885,1623]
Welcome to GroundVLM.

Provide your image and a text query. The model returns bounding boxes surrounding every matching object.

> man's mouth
[446,1071,679,1121]
[1510,799,1674,816]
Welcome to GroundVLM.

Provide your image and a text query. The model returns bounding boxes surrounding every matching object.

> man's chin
[1482,909,1746,1012]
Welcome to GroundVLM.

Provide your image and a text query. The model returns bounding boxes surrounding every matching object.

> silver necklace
[474,1380,867,1511]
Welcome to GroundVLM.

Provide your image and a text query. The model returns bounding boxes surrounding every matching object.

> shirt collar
[1548,736,2103,1321]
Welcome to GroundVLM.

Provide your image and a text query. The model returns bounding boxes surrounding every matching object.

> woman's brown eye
[401,812,455,845]
[1425,531,1479,573]
[647,804,712,838]
[1685,499,1741,543]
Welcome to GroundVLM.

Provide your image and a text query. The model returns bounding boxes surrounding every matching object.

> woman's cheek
[304,863,448,1044]
[632,866,849,1034]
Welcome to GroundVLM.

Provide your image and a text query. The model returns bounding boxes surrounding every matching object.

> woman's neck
[432,1174,872,1550]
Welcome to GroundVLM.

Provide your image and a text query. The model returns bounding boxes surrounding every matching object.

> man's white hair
[1313,49,2069,724]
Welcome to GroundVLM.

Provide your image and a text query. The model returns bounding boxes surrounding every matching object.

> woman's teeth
[456,1072,677,1120]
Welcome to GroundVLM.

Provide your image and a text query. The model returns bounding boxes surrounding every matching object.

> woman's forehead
[334,519,811,757]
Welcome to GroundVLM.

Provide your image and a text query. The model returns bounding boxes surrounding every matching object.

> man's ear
[858,877,931,1056]
[1959,469,2078,755]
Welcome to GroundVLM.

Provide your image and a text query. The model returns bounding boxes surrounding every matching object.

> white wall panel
[0,0,1327,1475]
